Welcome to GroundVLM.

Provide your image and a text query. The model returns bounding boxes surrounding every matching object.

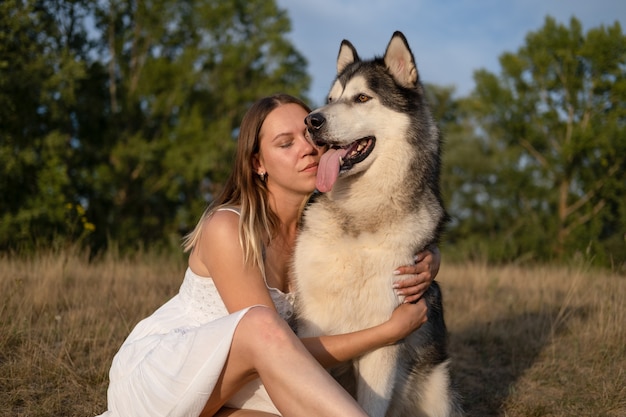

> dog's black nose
[305,113,326,130]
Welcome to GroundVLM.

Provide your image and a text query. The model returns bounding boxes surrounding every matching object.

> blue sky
[276,0,625,106]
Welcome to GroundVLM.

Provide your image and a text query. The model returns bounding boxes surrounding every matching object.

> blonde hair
[183,94,312,276]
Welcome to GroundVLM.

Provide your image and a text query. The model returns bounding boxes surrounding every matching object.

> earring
[258,171,266,181]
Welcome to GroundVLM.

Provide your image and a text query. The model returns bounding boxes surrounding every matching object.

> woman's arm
[300,299,428,369]
[189,209,276,312]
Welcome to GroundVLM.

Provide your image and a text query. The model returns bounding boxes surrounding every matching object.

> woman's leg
[213,407,278,416]
[200,306,367,417]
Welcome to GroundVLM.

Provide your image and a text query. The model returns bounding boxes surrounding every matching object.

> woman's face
[255,103,323,197]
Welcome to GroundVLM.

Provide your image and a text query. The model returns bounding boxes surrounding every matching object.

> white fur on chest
[293,202,424,337]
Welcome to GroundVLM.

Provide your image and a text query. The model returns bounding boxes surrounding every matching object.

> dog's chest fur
[293,192,435,334]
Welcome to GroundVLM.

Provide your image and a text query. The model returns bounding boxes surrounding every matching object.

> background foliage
[1,0,310,252]
[1,2,624,270]
[433,17,625,269]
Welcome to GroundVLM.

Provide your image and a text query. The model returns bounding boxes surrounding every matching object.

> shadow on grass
[448,306,589,417]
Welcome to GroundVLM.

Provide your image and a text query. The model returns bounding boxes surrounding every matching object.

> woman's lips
[302,162,319,172]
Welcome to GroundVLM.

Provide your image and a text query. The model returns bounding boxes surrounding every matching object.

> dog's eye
[356,94,370,103]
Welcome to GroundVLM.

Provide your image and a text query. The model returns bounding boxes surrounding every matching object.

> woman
[98,94,441,417]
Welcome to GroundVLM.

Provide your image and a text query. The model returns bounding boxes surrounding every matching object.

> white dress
[98,211,295,417]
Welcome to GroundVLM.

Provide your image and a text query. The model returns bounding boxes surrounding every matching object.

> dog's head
[307,31,434,193]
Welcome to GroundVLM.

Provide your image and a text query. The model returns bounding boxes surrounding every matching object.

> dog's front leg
[355,344,400,417]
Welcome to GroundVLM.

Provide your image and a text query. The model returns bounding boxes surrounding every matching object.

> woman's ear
[252,154,264,175]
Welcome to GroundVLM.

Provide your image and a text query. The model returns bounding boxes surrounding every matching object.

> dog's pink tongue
[316,148,348,192]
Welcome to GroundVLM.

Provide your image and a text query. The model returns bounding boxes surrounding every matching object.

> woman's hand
[382,299,428,343]
[302,298,429,367]
[393,245,441,303]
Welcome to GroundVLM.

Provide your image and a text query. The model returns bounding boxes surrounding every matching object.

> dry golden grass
[440,262,626,417]
[0,247,184,416]
[0,248,624,416]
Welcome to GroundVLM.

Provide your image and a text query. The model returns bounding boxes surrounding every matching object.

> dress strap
[216,206,241,215]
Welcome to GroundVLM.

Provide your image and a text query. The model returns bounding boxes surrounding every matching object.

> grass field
[1,248,624,416]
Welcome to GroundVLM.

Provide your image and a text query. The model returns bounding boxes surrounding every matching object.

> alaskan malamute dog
[292,32,463,417]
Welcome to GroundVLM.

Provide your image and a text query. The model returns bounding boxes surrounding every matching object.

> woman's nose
[300,133,319,155]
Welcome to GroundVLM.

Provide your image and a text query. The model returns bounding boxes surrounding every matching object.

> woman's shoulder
[190,206,243,272]
[204,206,240,233]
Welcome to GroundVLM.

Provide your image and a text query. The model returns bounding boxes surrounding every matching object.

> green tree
[427,84,518,263]
[461,16,626,267]
[0,0,92,249]
[0,0,310,252]
[84,0,310,250]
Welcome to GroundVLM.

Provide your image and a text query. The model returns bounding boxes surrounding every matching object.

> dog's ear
[337,40,359,75]
[384,31,418,88]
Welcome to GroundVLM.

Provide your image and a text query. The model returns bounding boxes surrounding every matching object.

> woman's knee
[237,307,294,352]
[243,306,290,337]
